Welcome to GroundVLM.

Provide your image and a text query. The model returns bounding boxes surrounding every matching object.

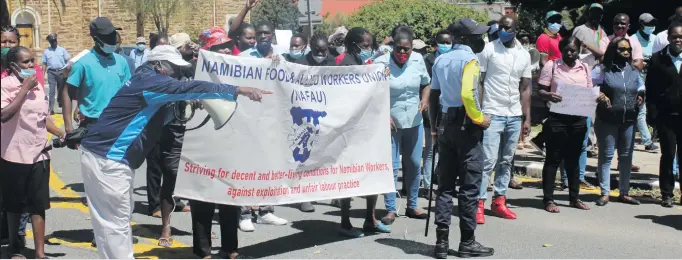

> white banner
[549,83,600,118]
[174,50,394,206]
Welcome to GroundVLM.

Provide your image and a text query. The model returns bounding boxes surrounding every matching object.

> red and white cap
[199,27,232,50]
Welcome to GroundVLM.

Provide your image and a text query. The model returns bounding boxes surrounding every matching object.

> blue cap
[545,11,562,21]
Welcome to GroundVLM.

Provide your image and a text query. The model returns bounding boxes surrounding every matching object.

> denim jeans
[636,103,653,146]
[561,117,591,184]
[480,115,522,199]
[385,125,423,212]
[595,120,636,196]
[422,125,437,188]
[674,150,679,175]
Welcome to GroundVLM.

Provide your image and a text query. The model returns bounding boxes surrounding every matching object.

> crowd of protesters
[1,0,681,259]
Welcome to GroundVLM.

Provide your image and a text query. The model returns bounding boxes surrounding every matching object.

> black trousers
[541,113,587,203]
[657,115,681,199]
[434,108,484,242]
[146,124,187,214]
[190,200,239,258]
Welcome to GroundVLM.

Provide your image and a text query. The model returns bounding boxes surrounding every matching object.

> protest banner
[174,50,395,206]
[549,83,600,118]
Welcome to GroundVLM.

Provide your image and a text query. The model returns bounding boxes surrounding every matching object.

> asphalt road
[1,145,678,259]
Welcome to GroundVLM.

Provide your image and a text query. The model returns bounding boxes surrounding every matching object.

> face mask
[498,29,515,43]
[96,37,116,54]
[359,47,373,62]
[13,64,36,78]
[1,47,9,60]
[335,46,345,54]
[467,37,486,54]
[393,52,409,63]
[256,40,272,56]
[289,49,304,59]
[137,44,146,51]
[158,61,180,79]
[437,44,452,54]
[548,23,561,34]
[642,26,655,35]
[312,55,327,63]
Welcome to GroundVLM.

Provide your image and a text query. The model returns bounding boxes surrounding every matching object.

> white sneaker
[239,218,255,232]
[257,213,288,225]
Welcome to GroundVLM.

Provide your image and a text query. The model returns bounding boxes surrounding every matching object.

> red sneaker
[491,196,517,219]
[476,200,486,224]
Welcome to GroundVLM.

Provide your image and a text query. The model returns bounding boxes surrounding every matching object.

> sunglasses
[617,47,632,53]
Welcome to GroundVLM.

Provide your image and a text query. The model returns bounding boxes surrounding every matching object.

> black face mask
[463,36,486,53]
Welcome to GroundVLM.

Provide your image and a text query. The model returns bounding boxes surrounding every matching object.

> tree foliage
[251,0,301,32]
[513,0,681,37]
[344,0,488,42]
[116,0,198,36]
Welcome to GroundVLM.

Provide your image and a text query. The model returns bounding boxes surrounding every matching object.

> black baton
[424,138,438,237]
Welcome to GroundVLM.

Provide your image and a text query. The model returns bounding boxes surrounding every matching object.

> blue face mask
[18,68,36,78]
[437,44,452,54]
[137,44,146,51]
[359,47,373,63]
[548,23,562,34]
[256,40,272,56]
[642,26,655,35]
[498,29,515,43]
[289,49,304,59]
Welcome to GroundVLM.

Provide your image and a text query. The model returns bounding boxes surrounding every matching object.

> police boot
[458,237,494,258]
[434,226,449,259]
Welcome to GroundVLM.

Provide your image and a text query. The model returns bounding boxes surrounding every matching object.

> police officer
[428,18,494,259]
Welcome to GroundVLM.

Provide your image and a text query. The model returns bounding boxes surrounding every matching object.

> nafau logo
[288,107,327,163]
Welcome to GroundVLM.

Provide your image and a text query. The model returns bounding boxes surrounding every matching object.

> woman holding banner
[335,27,391,237]
[373,26,430,224]
[189,27,242,259]
[537,36,593,213]
[593,37,644,206]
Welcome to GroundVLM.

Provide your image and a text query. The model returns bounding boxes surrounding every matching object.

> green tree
[512,0,680,37]
[252,0,301,32]
[116,0,200,36]
[344,0,488,42]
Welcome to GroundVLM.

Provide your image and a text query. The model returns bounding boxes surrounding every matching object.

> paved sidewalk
[513,142,680,191]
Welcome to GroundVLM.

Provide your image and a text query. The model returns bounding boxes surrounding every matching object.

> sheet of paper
[549,83,600,118]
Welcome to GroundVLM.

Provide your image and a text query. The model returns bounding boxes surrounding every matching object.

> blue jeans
[422,126,436,188]
[561,117,591,184]
[636,103,653,146]
[385,125,423,212]
[595,120,636,196]
[674,150,679,175]
[480,115,522,199]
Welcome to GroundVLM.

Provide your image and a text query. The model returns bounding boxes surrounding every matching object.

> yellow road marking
[516,176,621,196]
[44,115,191,258]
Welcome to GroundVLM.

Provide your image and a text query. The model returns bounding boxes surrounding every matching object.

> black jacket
[596,64,643,124]
[646,46,682,123]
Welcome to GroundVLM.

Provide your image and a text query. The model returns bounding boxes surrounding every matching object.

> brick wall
[11,0,244,58]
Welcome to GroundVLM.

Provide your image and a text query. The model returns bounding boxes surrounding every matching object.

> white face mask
[312,55,327,63]
[335,46,345,54]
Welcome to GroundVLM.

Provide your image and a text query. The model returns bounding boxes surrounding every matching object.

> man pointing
[79,45,270,258]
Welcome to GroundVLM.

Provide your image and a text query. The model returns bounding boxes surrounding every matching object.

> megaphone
[175,99,238,131]
[200,99,238,130]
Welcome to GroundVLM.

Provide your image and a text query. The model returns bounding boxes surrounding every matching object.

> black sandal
[570,200,591,210]
[544,201,560,213]
[595,196,609,206]
[618,196,641,205]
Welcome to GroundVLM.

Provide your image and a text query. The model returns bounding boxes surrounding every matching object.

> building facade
[7,0,244,57]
